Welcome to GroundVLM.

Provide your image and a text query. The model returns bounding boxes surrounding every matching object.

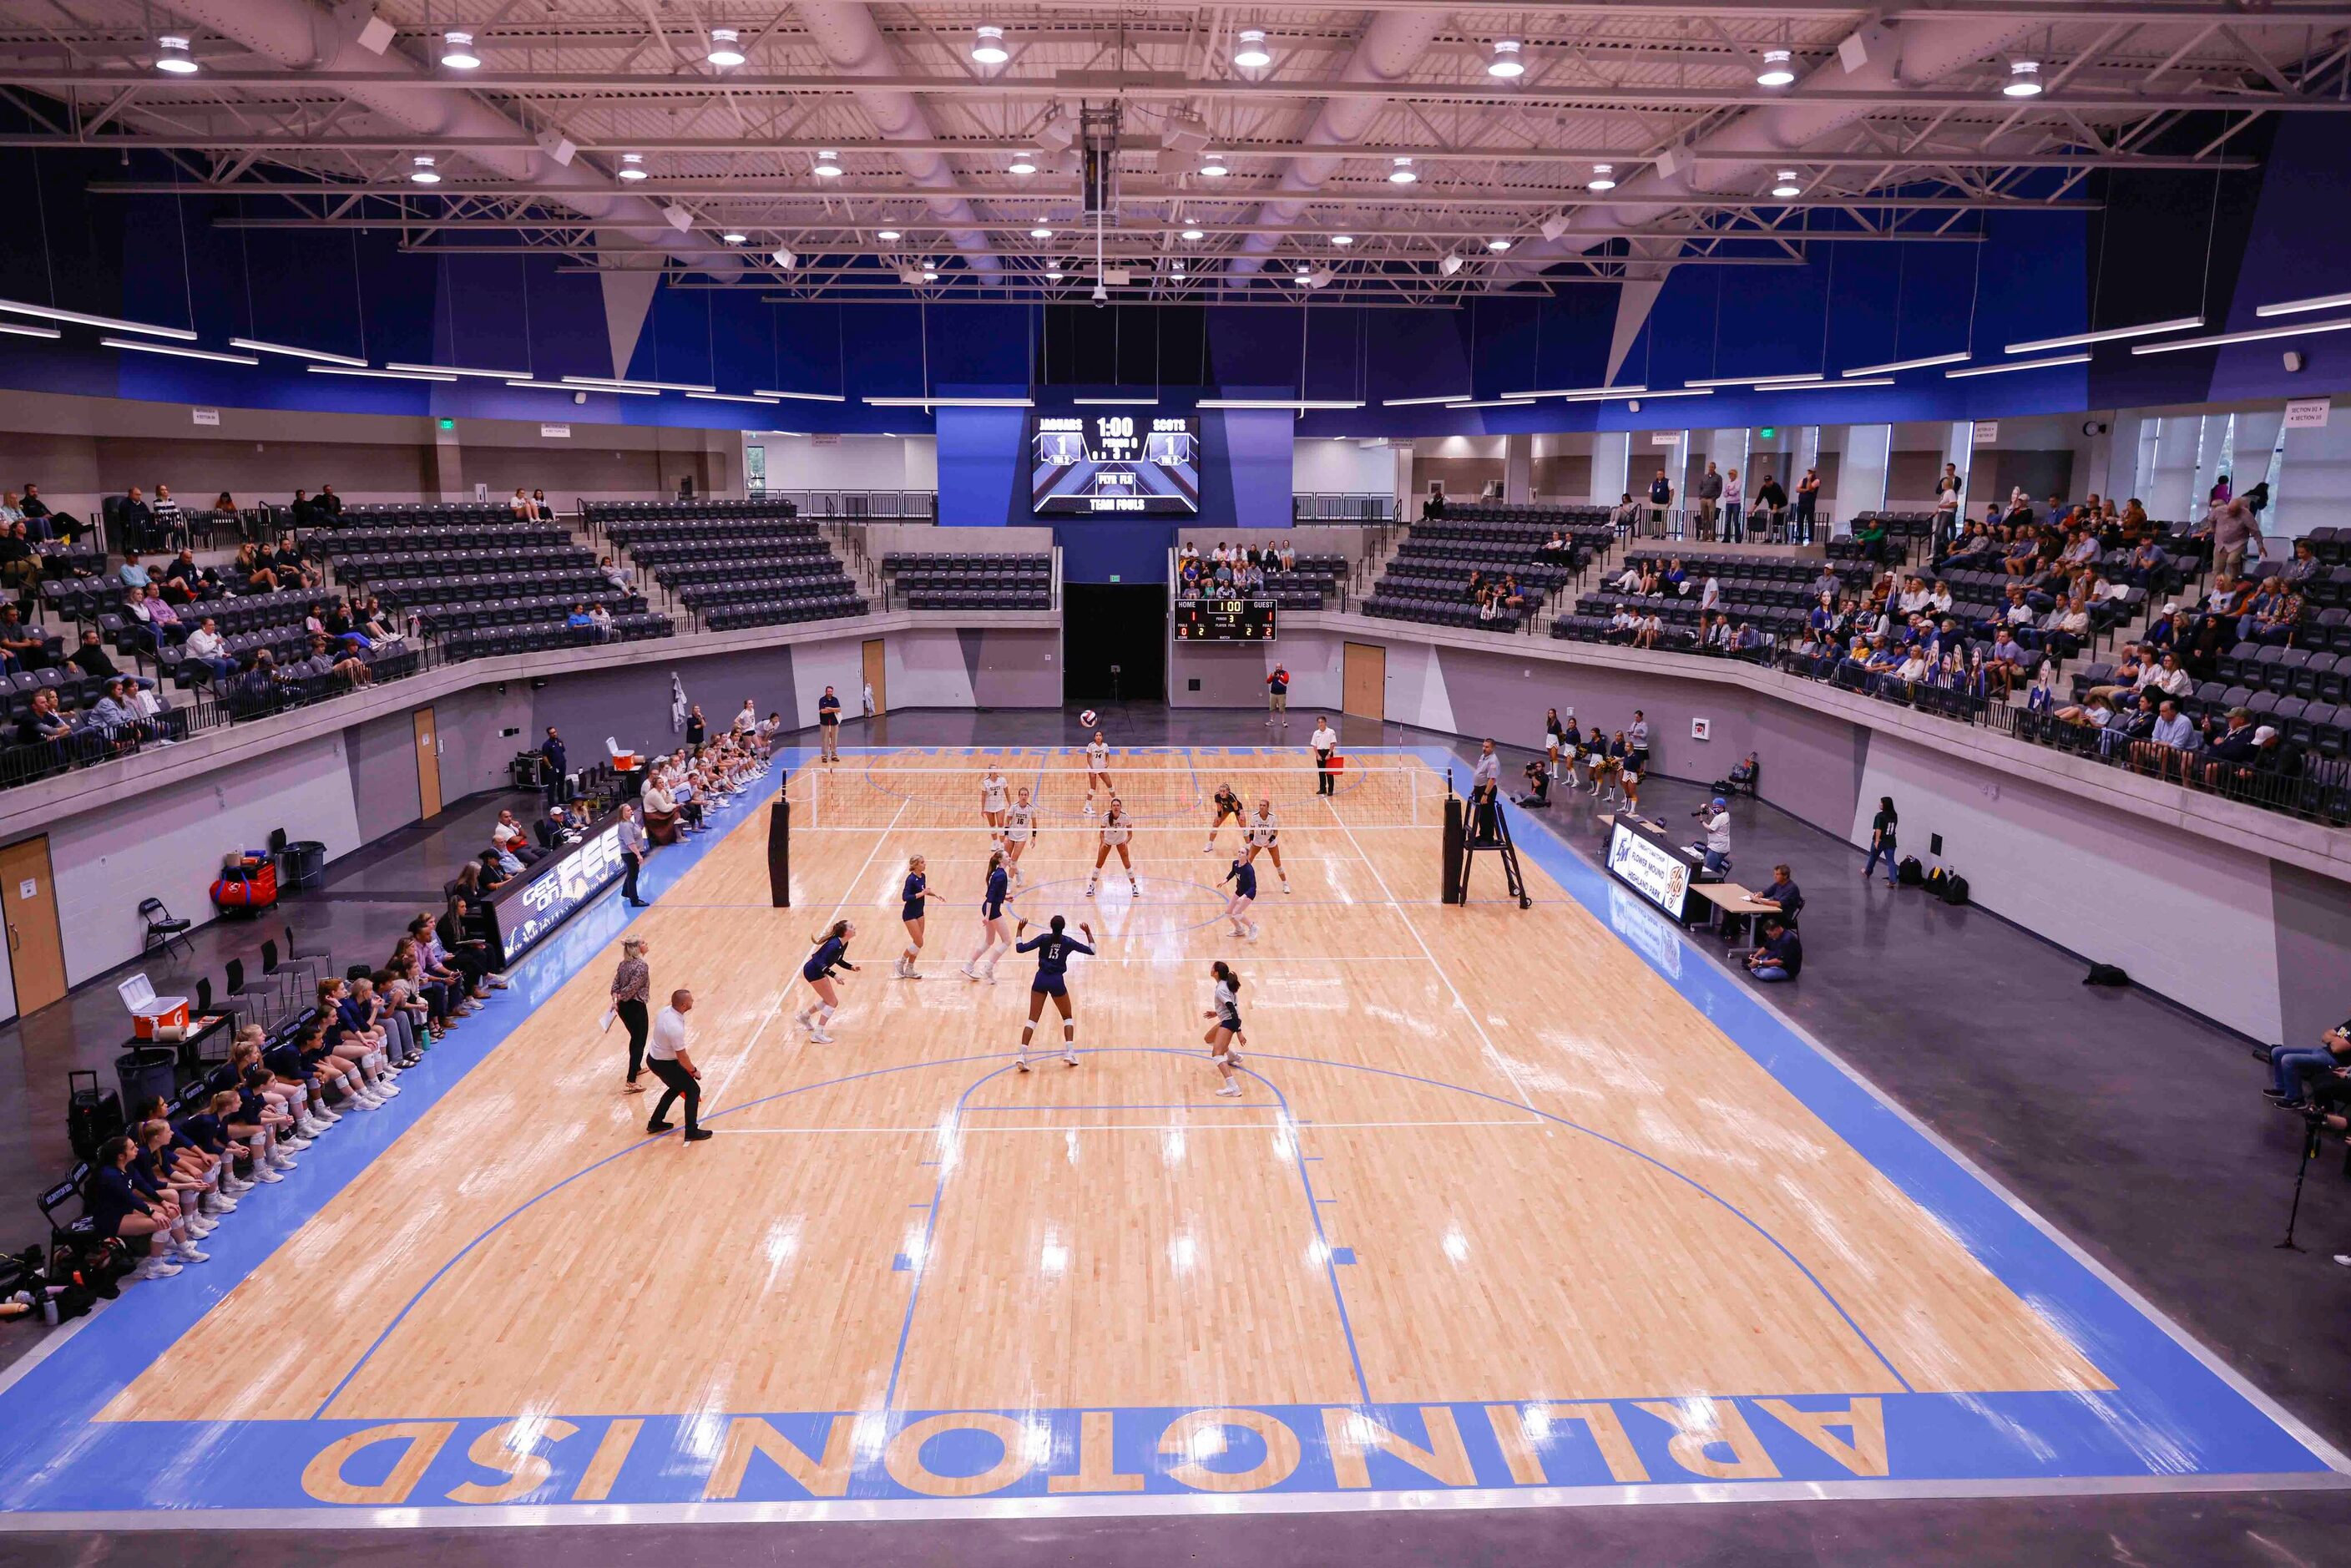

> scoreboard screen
[1174,598,1278,642]
[1030,414,1202,515]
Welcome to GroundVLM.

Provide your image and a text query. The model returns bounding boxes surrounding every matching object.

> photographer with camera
[1514,757,1552,808]
[2265,1017,2351,1110]
[1684,795,1732,878]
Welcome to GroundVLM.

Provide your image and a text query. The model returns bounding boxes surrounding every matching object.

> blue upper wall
[0,110,2338,435]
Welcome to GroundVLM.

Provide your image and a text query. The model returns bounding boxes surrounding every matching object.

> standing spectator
[817,685,842,762]
[685,704,707,747]
[1754,473,1788,540]
[149,483,185,550]
[1695,462,1722,540]
[1647,468,1674,536]
[618,803,650,907]
[1310,715,1338,797]
[1626,710,1651,777]
[1863,795,1899,884]
[539,726,569,807]
[1934,463,1964,541]
[1794,468,1821,544]
[610,938,652,1093]
[1722,468,1744,543]
[2209,497,2262,581]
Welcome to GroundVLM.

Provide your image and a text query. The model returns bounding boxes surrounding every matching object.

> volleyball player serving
[962,848,1013,983]
[1245,797,1291,893]
[979,764,1009,832]
[796,919,858,1043]
[1085,795,1138,898]
[1012,913,1093,1070]
[1000,786,1036,885]
[1204,781,1245,853]
[895,855,930,980]
[1202,960,1246,1096]
[1083,731,1112,817]
[1221,852,1259,942]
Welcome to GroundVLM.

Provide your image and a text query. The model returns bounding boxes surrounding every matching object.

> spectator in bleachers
[67,627,117,681]
[183,618,235,685]
[0,604,51,672]
[1647,468,1674,533]
[1795,468,1821,542]
[296,632,372,689]
[316,483,343,518]
[492,809,540,868]
[2196,706,2260,787]
[1695,462,1722,539]
[2237,576,2303,645]
[230,541,277,591]
[2199,495,2262,580]
[1631,609,1664,650]
[117,486,157,551]
[150,484,185,550]
[1752,473,1787,539]
[1609,492,1641,533]
[16,687,72,746]
[1721,468,1745,542]
[588,603,614,640]
[270,533,319,591]
[0,518,32,591]
[119,549,151,590]
[510,488,535,520]
[87,679,149,751]
[210,490,240,530]
[229,651,280,715]
[2284,538,2321,585]
[129,583,179,650]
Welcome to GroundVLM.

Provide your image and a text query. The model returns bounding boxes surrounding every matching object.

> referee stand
[1442,773,1531,909]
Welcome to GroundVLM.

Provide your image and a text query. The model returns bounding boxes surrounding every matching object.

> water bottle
[42,1293,59,1327]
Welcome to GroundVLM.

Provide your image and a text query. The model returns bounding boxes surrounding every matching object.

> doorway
[862,639,887,717]
[1342,642,1386,721]
[0,834,67,1015]
[1062,584,1167,703]
[413,707,443,817]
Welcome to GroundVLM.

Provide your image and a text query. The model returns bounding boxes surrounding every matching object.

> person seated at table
[1746,918,1802,983]
[1760,864,1802,928]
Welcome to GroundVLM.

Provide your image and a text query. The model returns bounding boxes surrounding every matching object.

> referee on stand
[1469,739,1502,842]
[645,989,713,1142]
[1310,715,1338,797]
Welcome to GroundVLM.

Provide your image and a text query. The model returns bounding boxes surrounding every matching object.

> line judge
[645,988,712,1142]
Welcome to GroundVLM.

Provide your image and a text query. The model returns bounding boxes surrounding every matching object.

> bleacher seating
[882,552,1052,610]
[1363,504,1614,634]
[584,500,868,631]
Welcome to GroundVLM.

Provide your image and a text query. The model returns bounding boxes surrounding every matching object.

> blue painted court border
[0,743,2342,1526]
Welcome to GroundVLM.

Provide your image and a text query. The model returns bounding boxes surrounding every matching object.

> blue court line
[882,1059,1024,1411]
[961,1103,1263,1112]
[1243,1062,1374,1406]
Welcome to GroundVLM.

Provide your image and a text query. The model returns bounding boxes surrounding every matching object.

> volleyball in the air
[1079,709,1099,729]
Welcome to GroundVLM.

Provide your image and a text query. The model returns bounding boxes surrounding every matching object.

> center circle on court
[1008,874,1239,936]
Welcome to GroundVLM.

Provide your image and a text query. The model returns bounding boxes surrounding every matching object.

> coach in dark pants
[1310,716,1338,796]
[540,725,569,807]
[618,803,650,907]
[610,938,651,1090]
[645,988,710,1141]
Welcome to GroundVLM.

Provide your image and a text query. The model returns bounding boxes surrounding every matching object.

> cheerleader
[1202,781,1246,853]
[1243,797,1290,893]
[1085,796,1138,898]
[794,919,859,1043]
[962,848,1014,983]
[1001,787,1036,885]
[1011,913,1093,1070]
[1221,853,1259,941]
[1557,713,1585,789]
[895,856,929,979]
[1202,960,1246,1097]
[1544,709,1565,777]
[1083,731,1112,817]
[978,765,1009,832]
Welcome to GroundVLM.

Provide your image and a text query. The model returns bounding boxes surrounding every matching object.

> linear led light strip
[561,373,716,393]
[1072,397,1160,406]
[311,365,458,382]
[101,336,259,365]
[2257,290,2351,318]
[385,361,530,379]
[1198,398,1364,409]
[506,378,657,396]
[865,395,1035,407]
[0,297,196,340]
[1499,384,1642,400]
[1945,353,2088,377]
[2132,316,2351,356]
[0,322,61,340]
[1841,351,1970,377]
[756,388,848,402]
[229,337,366,366]
[684,391,781,404]
[1683,372,1818,388]
[2004,316,2202,354]
[1383,392,1477,407]
[1447,398,1537,410]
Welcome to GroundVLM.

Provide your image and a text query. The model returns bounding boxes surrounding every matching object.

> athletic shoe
[961,964,980,981]
[682,1128,714,1142]
[646,1119,675,1133]
[1216,1083,1244,1097]
[134,1257,182,1280]
[1128,880,1139,894]
[904,969,923,981]
[250,1167,284,1184]
[793,1007,812,1030]
[1084,881,1098,897]
[176,1245,211,1264]
[809,1026,835,1044]
[1282,881,1292,894]
[207,1196,238,1215]
[1015,1056,1030,1072]
[1064,1051,1079,1067]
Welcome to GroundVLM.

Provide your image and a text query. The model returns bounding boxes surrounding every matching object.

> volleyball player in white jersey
[1084,796,1138,898]
[1000,787,1036,886]
[978,765,1009,832]
[1244,797,1291,893]
[1083,731,1112,817]
[1201,959,1246,1096]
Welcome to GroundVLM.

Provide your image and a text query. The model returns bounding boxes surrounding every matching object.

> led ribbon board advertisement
[1031,414,1201,515]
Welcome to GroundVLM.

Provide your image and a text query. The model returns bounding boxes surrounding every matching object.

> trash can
[281,840,327,890]
[114,1047,179,1113]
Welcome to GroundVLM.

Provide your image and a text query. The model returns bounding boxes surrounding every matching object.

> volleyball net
[785,756,1445,831]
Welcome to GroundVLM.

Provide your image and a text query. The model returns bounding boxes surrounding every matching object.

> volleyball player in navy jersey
[1221,853,1259,941]
[896,855,930,979]
[1011,913,1093,1071]
[795,918,858,1043]
[963,848,1014,983]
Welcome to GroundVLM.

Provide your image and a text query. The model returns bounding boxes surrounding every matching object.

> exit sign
[1758,427,1777,438]
[1109,574,1121,583]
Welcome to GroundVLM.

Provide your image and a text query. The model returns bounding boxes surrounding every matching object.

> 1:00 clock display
[1173,599,1277,641]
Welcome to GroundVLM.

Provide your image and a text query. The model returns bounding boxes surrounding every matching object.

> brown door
[0,835,67,1014]
[1342,641,1386,721]
[862,638,887,717]
[413,707,443,817]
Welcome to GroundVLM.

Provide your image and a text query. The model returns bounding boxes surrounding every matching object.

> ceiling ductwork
[793,1,1002,275]
[163,0,745,281]
[1227,11,1449,276]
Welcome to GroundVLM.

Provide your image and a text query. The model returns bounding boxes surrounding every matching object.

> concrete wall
[1292,438,1396,495]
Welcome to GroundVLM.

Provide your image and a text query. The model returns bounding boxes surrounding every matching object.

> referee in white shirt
[1468,739,1502,841]
[645,989,711,1141]
[1310,716,1338,797]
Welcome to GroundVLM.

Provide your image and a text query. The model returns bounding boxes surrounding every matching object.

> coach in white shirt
[644,989,710,1141]
[1310,716,1338,797]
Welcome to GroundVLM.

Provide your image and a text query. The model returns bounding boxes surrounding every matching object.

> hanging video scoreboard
[1173,598,1278,641]
[1030,413,1202,515]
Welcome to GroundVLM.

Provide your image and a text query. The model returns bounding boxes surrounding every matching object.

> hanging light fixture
[720,230,748,245]
[1009,154,1039,175]
[1030,227,1054,240]
[972,25,1009,65]
[1587,163,1616,191]
[1757,48,1795,87]
[707,28,745,67]
[922,265,940,282]
[1487,238,1512,252]
[1046,267,1065,281]
[1389,156,1418,184]
[814,150,844,179]
[877,228,902,241]
[409,155,442,185]
[2003,59,2043,96]
[1771,169,1802,198]
[1332,234,1355,245]
[1487,39,1525,78]
[1200,154,1229,178]
[1233,28,1272,70]
[440,31,480,68]
[1181,227,1206,241]
[154,34,198,73]
[618,152,648,181]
